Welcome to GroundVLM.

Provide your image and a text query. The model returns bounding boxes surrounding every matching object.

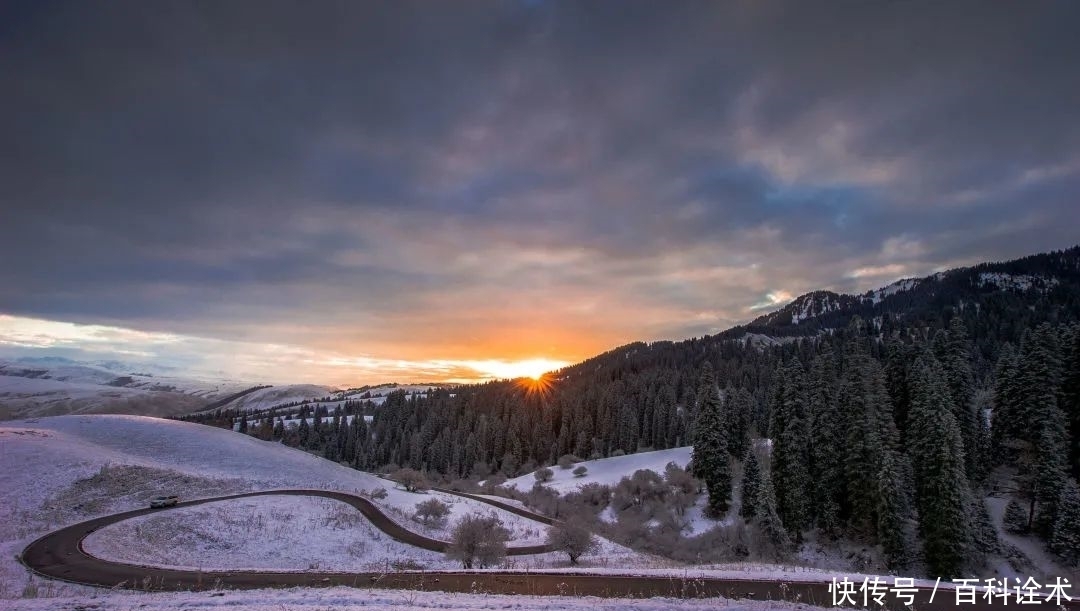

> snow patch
[505,447,693,494]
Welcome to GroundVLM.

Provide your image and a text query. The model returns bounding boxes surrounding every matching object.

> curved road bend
[431,487,554,525]
[21,490,1077,610]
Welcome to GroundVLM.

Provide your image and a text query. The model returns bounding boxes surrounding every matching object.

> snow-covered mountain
[748,290,863,327]
[742,246,1079,336]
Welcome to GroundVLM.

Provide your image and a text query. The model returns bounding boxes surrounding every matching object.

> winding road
[20,488,1076,609]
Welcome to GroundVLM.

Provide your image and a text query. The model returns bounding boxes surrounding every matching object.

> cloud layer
[2,1,1078,382]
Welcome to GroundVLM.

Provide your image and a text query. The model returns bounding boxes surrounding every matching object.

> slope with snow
[0,357,250,420]
[208,384,338,413]
[83,495,447,572]
[342,384,447,398]
[863,277,922,304]
[0,415,644,601]
[504,447,693,494]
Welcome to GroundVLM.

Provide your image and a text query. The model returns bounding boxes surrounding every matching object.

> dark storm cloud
[2,0,1079,378]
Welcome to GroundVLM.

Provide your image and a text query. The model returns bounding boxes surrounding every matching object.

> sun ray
[518,372,554,398]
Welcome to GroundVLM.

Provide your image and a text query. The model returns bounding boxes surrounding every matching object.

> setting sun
[467,358,569,381]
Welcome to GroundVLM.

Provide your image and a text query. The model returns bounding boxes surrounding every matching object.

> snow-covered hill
[0,415,642,600]
[0,357,250,420]
[1,417,956,610]
[206,384,337,413]
[504,447,693,494]
[208,383,457,415]
[342,384,448,399]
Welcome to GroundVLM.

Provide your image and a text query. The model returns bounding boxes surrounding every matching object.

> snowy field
[504,447,693,494]
[5,586,805,611]
[84,495,447,572]
[0,414,1025,611]
[0,415,639,601]
[379,489,552,545]
[82,492,639,573]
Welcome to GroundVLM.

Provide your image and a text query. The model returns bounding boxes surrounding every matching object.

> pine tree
[1020,325,1070,537]
[839,355,883,533]
[808,346,843,532]
[297,416,310,448]
[1049,478,1080,566]
[1003,499,1029,534]
[990,344,1021,464]
[884,339,913,440]
[940,318,984,482]
[726,388,753,459]
[740,451,762,521]
[1033,425,1068,536]
[908,357,971,578]
[876,450,910,570]
[753,466,790,560]
[1061,325,1080,479]
[771,361,810,537]
[692,362,732,515]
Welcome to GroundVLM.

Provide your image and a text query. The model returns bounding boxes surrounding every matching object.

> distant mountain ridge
[740,245,1080,337]
[553,244,1080,383]
[0,357,251,420]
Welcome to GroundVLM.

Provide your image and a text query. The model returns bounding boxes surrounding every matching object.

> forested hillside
[215,245,1080,576]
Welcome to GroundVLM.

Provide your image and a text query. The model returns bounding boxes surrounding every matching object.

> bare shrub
[21,577,39,599]
[446,514,510,569]
[394,468,428,493]
[369,487,389,500]
[663,462,699,516]
[573,465,588,477]
[558,454,581,469]
[413,498,451,527]
[564,482,610,513]
[518,459,537,477]
[446,479,477,493]
[526,482,563,517]
[547,518,600,564]
[345,539,367,559]
[323,501,365,529]
[481,473,507,493]
[612,469,667,514]
[534,467,554,483]
[470,461,491,479]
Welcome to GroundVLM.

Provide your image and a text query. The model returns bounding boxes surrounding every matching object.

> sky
[2,1,1079,385]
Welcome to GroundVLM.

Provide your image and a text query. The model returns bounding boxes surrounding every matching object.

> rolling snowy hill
[199,384,337,413]
[0,414,648,602]
[0,357,250,420]
[504,447,693,494]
